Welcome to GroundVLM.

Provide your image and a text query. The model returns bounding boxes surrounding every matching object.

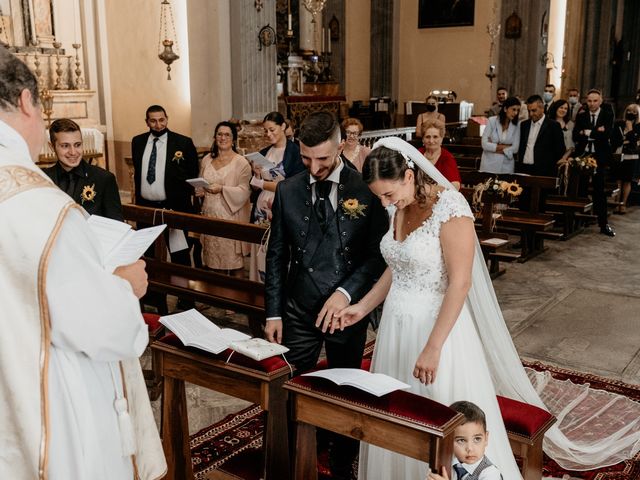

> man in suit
[131,105,199,264]
[567,88,582,122]
[488,86,508,117]
[517,94,566,177]
[573,89,615,236]
[43,118,123,220]
[265,112,387,478]
[543,83,556,113]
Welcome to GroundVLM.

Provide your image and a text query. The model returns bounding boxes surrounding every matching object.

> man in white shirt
[0,47,165,479]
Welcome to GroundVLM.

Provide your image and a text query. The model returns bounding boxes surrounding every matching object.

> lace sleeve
[432,189,474,228]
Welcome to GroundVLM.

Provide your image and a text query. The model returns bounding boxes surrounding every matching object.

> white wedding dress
[358,189,522,480]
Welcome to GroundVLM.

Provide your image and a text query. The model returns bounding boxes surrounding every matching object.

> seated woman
[548,99,575,165]
[479,96,521,174]
[197,121,251,277]
[340,117,371,172]
[416,95,446,139]
[418,119,461,190]
[611,103,640,213]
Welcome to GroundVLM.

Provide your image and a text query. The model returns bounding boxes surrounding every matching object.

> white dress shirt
[140,132,168,201]
[523,115,545,165]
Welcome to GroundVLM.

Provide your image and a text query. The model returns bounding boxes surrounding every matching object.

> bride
[336,137,640,479]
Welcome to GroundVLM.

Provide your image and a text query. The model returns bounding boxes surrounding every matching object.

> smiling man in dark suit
[43,118,123,220]
[265,111,387,479]
[131,105,199,265]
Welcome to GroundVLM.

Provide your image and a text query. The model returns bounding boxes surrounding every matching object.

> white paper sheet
[104,224,166,271]
[186,177,210,188]
[245,152,274,170]
[303,368,411,397]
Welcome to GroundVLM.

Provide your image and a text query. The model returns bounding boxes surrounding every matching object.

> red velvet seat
[497,395,555,440]
[158,333,288,374]
[142,312,162,333]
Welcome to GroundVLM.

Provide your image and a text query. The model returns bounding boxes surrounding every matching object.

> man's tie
[591,113,596,129]
[147,137,159,185]
[314,180,333,231]
[453,463,468,479]
[63,171,76,197]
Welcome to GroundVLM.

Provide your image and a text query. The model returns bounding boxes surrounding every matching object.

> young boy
[428,401,503,480]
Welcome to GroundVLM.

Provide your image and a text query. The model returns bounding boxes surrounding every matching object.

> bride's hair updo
[362,146,435,207]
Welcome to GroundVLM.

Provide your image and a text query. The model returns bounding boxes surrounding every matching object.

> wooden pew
[153,335,291,480]
[545,166,593,239]
[284,376,464,480]
[122,204,268,337]
[460,171,558,261]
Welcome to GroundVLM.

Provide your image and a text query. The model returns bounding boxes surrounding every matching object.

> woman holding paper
[197,122,252,276]
[250,111,305,223]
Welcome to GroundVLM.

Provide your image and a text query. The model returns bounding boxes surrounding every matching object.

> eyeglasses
[346,131,361,137]
[216,132,232,138]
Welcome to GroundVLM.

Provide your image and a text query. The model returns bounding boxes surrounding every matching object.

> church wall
[394,0,497,115]
[344,0,371,104]
[104,0,192,188]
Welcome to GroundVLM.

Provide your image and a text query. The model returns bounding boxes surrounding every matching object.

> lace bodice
[380,189,474,297]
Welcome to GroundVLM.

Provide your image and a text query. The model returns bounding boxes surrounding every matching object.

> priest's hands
[316,291,350,334]
[114,259,148,299]
[265,319,283,344]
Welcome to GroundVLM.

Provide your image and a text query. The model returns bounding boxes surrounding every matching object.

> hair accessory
[400,151,415,170]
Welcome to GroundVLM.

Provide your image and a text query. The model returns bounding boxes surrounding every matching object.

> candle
[288,13,292,31]
[321,28,325,53]
[327,29,331,53]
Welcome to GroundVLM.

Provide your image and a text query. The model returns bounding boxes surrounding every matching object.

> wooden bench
[461,171,558,261]
[284,376,464,480]
[153,334,292,480]
[122,204,268,337]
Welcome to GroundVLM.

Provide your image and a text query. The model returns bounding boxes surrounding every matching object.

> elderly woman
[480,96,521,173]
[418,119,461,190]
[416,95,446,138]
[197,121,252,277]
[611,103,640,213]
[340,118,371,171]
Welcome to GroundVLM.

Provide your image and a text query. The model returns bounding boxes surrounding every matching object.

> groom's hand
[264,319,283,344]
[316,291,350,334]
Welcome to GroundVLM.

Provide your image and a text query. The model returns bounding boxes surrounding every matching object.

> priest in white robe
[0,48,166,479]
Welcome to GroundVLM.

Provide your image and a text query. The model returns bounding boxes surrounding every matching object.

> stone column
[230,0,277,120]
[370,0,393,98]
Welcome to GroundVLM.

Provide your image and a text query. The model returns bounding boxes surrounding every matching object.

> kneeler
[315,344,557,480]
[142,313,165,401]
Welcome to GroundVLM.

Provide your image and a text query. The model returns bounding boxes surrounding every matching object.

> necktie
[65,171,76,197]
[147,138,159,185]
[314,180,333,231]
[453,463,468,479]
[591,114,596,128]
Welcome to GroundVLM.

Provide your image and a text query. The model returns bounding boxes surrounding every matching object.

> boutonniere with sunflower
[80,184,96,204]
[341,198,367,219]
[172,151,184,163]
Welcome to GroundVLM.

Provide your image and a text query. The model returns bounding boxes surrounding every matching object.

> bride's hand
[334,303,368,332]
[413,346,441,385]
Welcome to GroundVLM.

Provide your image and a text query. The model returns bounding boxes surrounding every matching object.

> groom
[265,111,387,373]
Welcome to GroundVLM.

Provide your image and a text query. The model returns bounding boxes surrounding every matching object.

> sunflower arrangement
[569,154,598,172]
[80,184,96,204]
[471,177,522,212]
[341,198,367,219]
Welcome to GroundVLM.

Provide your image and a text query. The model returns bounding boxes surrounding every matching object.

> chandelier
[302,0,327,23]
[158,0,180,80]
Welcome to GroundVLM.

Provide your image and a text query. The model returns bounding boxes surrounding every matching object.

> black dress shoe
[600,224,615,237]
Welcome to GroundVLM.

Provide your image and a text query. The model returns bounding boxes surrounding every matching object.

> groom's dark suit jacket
[516,117,565,177]
[131,130,199,213]
[265,166,388,319]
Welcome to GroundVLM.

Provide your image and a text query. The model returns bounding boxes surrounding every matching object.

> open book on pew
[302,368,411,397]
[87,215,166,272]
[159,309,289,360]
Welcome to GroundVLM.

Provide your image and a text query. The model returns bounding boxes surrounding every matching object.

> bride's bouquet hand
[334,303,368,332]
[414,346,441,385]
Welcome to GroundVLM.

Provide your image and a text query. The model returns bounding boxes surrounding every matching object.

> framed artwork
[418,0,475,29]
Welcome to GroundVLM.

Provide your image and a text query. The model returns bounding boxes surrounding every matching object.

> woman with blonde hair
[418,119,461,190]
[340,117,371,171]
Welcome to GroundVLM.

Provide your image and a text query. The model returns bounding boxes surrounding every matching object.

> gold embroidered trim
[0,165,52,204]
[37,202,76,479]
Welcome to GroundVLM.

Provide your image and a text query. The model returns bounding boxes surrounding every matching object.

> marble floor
[146,204,640,478]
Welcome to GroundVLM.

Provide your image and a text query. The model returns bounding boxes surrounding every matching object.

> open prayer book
[245,151,274,170]
[186,177,210,189]
[160,309,250,354]
[87,215,166,272]
[303,368,411,397]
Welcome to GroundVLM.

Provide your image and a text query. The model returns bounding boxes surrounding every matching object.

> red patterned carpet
[189,362,640,480]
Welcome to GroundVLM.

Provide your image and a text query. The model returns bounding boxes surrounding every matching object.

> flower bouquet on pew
[568,153,598,173]
[471,177,523,211]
